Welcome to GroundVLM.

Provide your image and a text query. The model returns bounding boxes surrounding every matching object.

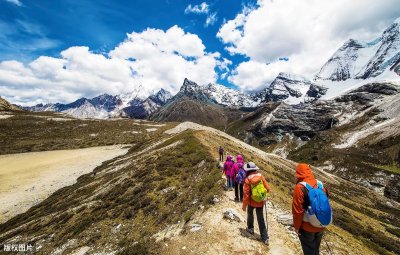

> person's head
[295,163,315,182]
[236,154,243,163]
[244,162,259,175]
[226,155,232,161]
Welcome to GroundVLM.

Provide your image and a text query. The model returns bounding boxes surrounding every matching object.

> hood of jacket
[247,171,262,185]
[236,154,243,164]
[295,163,315,182]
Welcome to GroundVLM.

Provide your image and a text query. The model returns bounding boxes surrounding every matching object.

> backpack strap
[299,181,313,191]
[316,180,323,189]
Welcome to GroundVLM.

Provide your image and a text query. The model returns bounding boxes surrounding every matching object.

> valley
[0,145,129,224]
[0,111,399,254]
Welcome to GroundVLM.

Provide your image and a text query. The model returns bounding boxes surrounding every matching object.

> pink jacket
[223,156,234,177]
[232,155,244,177]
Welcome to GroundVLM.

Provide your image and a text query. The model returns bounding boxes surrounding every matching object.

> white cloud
[0,26,223,105]
[184,2,218,27]
[4,0,22,6]
[185,2,209,14]
[205,12,218,27]
[218,0,400,90]
[228,60,290,91]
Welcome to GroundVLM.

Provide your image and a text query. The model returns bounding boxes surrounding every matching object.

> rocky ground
[160,185,300,255]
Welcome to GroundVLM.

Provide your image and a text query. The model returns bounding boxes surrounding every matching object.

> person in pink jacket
[223,155,234,190]
[232,154,245,201]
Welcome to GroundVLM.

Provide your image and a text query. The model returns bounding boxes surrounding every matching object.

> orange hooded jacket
[242,171,270,208]
[292,163,327,233]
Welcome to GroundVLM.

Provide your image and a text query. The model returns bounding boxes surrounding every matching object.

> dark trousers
[298,229,324,255]
[219,153,224,161]
[247,205,268,241]
[234,182,243,201]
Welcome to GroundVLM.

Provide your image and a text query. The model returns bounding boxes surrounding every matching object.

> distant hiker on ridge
[232,154,245,202]
[242,162,270,245]
[219,146,224,161]
[223,155,234,190]
[292,163,332,255]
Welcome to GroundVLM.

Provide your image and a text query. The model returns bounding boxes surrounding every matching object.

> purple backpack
[236,164,246,184]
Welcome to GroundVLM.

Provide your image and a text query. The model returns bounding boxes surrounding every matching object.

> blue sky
[0,0,254,88]
[0,0,399,105]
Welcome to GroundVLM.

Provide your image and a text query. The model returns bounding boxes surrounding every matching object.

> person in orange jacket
[242,162,271,245]
[292,163,329,255]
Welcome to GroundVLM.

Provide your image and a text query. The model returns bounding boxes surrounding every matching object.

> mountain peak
[317,18,400,81]
[148,88,172,105]
[259,72,325,104]
[341,39,364,49]
[276,72,309,82]
[181,78,200,91]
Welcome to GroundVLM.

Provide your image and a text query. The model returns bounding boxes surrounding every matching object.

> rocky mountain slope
[150,79,249,129]
[0,119,399,254]
[316,18,400,81]
[256,72,327,104]
[226,81,400,202]
[0,97,20,111]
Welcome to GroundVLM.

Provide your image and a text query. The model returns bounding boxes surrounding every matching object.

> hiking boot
[263,239,269,246]
[246,228,254,235]
[234,197,239,202]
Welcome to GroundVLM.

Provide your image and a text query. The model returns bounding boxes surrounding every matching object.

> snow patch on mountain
[357,21,400,79]
[316,19,400,81]
[319,69,400,100]
[203,83,260,107]
[316,39,381,81]
[63,100,110,119]
[259,72,327,105]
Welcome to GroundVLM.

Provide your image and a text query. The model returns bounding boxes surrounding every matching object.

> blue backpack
[236,167,246,184]
[300,180,332,228]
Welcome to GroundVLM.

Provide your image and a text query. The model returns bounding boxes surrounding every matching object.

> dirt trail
[0,145,130,223]
[160,176,301,255]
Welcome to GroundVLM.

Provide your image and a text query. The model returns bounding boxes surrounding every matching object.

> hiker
[233,154,245,202]
[242,162,270,245]
[219,146,224,161]
[223,155,234,190]
[292,163,332,255]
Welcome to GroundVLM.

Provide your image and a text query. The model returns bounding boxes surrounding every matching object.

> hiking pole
[264,201,268,234]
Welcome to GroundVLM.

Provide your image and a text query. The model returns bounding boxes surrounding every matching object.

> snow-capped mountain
[203,83,260,108]
[173,78,216,104]
[148,88,172,105]
[357,19,400,79]
[316,18,400,81]
[172,78,260,108]
[257,72,327,104]
[63,100,110,119]
[24,89,172,119]
[119,89,172,119]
